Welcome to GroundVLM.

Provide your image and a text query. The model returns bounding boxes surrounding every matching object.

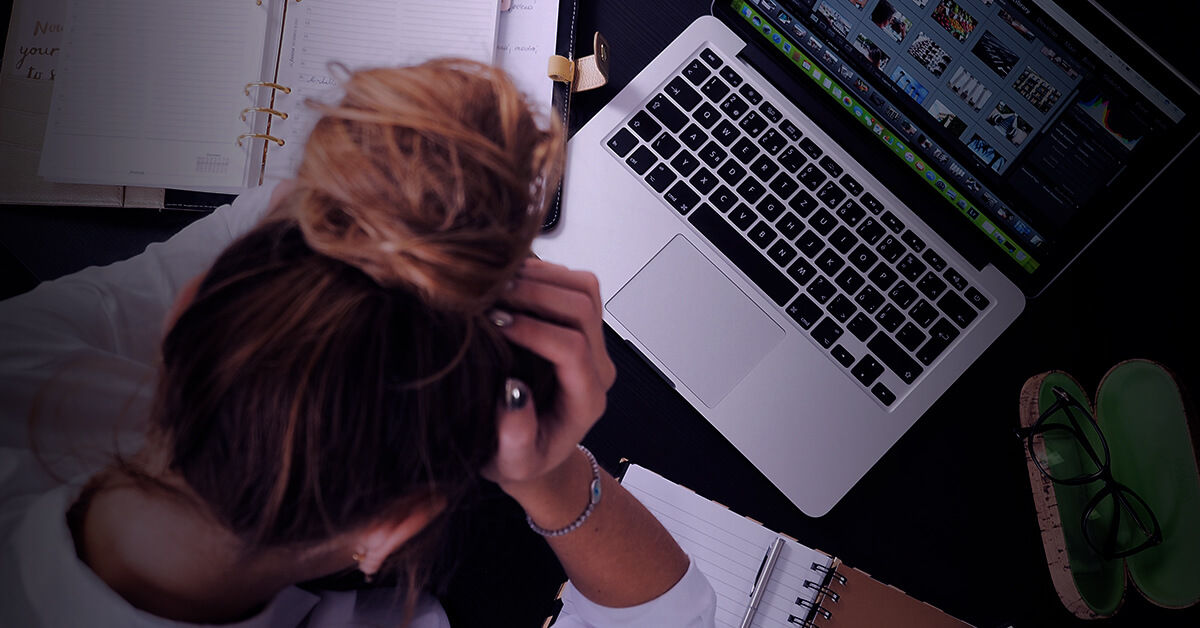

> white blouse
[0,183,717,627]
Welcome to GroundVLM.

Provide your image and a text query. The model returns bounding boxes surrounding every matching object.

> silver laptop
[534,0,1200,516]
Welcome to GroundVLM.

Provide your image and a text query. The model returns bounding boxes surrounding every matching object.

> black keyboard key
[807,276,837,304]
[626,145,657,174]
[779,146,807,173]
[607,128,639,157]
[699,141,727,168]
[856,217,886,245]
[756,195,786,221]
[848,244,879,273]
[917,319,959,365]
[769,173,799,200]
[690,168,718,195]
[748,220,777,249]
[874,303,905,333]
[767,239,797,267]
[719,66,743,87]
[888,282,918,309]
[847,312,878,342]
[937,291,978,328]
[713,120,740,146]
[780,119,802,141]
[798,163,828,191]
[789,189,819,217]
[916,271,948,300]
[896,322,927,352]
[818,156,844,178]
[876,235,906,264]
[835,267,865,295]
[829,226,858,254]
[881,211,905,234]
[759,101,782,123]
[922,249,948,272]
[644,163,676,193]
[852,354,885,386]
[812,318,844,349]
[836,199,866,226]
[777,213,804,240]
[665,76,702,111]
[729,203,757,230]
[692,102,721,129]
[717,159,747,186]
[816,181,847,209]
[855,285,885,313]
[840,174,863,196]
[710,185,737,212]
[872,383,896,406]
[739,111,768,138]
[868,265,899,291]
[732,137,761,164]
[896,253,927,282]
[648,94,689,132]
[664,181,701,215]
[671,151,700,177]
[679,124,709,150]
[868,333,923,384]
[799,137,822,159]
[901,230,926,253]
[815,249,845,276]
[827,295,857,323]
[797,231,825,259]
[736,178,766,203]
[689,205,798,306]
[683,58,712,85]
[808,208,837,236]
[758,128,788,155]
[861,192,885,214]
[832,344,855,368]
[965,287,989,310]
[719,93,750,119]
[700,48,722,68]
[651,133,681,159]
[910,300,939,328]
[943,267,968,291]
[738,83,763,104]
[786,294,822,329]
[787,258,818,285]
[749,154,778,181]
[701,76,730,102]
[629,111,661,141]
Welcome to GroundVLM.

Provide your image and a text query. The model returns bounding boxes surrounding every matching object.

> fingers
[482,378,542,484]
[517,258,603,316]
[498,313,607,427]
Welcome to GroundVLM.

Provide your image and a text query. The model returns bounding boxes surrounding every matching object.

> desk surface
[2,2,1198,627]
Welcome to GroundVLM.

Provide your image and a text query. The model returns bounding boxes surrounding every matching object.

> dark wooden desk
[2,2,1197,627]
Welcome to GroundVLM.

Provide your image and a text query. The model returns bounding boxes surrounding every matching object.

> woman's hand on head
[483,259,616,494]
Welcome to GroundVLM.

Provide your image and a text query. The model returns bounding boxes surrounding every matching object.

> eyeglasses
[1015,386,1162,559]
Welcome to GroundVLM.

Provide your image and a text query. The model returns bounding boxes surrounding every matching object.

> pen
[739,536,785,628]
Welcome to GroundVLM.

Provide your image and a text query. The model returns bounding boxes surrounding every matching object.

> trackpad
[607,235,784,408]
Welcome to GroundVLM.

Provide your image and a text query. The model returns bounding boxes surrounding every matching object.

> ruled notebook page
[556,465,834,627]
[266,0,500,179]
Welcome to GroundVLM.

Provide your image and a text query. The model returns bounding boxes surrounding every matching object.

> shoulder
[304,588,450,628]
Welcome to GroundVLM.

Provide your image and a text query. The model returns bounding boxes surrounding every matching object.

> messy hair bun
[289,59,565,314]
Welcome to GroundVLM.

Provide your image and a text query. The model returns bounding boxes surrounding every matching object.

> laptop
[534,0,1200,516]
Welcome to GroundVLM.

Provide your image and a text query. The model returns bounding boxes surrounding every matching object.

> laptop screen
[721,0,1198,289]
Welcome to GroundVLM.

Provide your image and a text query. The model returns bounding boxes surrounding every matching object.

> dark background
[2,1,1197,627]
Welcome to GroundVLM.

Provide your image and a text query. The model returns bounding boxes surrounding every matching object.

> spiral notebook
[37,0,503,193]
[549,463,973,627]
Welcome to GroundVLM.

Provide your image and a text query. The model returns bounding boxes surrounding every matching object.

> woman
[0,60,717,626]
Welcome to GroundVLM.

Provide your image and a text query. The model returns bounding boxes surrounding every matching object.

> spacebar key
[688,205,798,306]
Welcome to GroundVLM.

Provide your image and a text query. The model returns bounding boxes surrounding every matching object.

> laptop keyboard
[604,47,992,407]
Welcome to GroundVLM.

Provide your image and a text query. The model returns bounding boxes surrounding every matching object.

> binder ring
[803,580,840,603]
[245,82,293,97]
[241,106,289,122]
[795,598,832,620]
[810,562,847,585]
[237,133,285,148]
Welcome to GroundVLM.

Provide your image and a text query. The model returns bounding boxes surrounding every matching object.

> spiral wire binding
[795,597,833,620]
[803,579,841,603]
[786,614,819,627]
[810,561,847,585]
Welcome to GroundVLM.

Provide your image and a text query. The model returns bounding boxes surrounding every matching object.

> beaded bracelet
[526,444,603,537]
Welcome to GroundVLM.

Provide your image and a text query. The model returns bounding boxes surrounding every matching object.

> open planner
[552,463,973,627]
[38,0,502,192]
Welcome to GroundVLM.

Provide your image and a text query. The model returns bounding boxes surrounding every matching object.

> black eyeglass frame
[1014,386,1164,559]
